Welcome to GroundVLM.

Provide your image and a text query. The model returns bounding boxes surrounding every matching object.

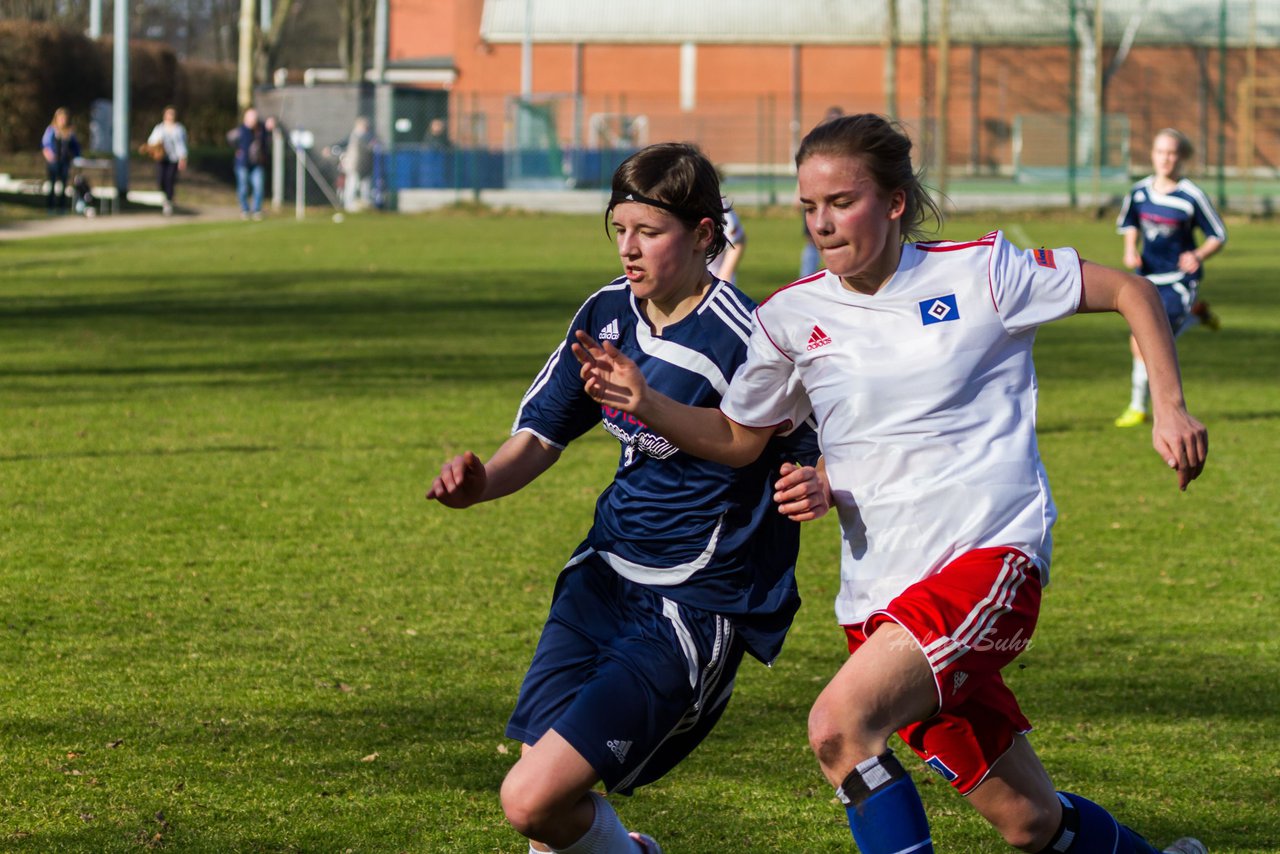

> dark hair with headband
[607,142,729,261]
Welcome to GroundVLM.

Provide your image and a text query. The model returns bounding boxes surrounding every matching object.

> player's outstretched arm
[1078,261,1208,490]
[773,460,831,522]
[426,432,561,509]
[572,330,773,468]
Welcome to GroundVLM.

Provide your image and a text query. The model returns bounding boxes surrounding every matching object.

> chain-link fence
[255,0,1280,212]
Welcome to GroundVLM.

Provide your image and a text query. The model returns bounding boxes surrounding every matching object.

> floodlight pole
[374,0,389,83]
[111,0,130,200]
[884,0,898,119]
[238,0,257,110]
[1217,0,1227,210]
[935,0,950,199]
[521,0,533,99]
[296,147,307,220]
[1092,0,1104,209]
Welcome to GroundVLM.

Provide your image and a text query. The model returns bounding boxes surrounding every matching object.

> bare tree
[0,0,88,25]
[254,0,295,84]
[338,0,374,82]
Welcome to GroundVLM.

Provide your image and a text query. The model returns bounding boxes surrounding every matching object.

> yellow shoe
[1114,407,1148,428]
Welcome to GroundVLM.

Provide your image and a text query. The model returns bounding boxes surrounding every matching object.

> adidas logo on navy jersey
[606,739,632,763]
[806,324,831,351]
[598,319,621,341]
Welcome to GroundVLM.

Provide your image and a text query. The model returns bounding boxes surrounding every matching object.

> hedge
[0,20,236,154]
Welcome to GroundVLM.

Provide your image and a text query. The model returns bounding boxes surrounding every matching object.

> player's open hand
[1152,408,1208,491]
[426,450,488,508]
[572,330,650,414]
[774,462,831,522]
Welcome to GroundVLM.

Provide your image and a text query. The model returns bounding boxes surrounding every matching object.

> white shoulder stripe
[512,340,567,433]
[635,320,730,394]
[706,299,751,345]
[511,279,626,431]
[713,288,754,329]
[1178,180,1228,242]
[701,283,753,322]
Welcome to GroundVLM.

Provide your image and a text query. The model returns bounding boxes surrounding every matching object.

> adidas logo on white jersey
[599,319,621,341]
[806,324,831,351]
[606,739,632,763]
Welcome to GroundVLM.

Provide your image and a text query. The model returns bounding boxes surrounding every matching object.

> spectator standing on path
[228,108,273,220]
[41,107,81,215]
[147,106,189,216]
[341,116,377,212]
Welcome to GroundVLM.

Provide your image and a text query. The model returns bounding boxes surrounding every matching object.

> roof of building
[479,0,1280,47]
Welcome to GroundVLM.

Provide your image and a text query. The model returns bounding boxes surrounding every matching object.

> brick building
[378,0,1280,182]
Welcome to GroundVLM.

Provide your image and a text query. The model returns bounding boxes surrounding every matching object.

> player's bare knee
[990,795,1060,852]
[499,773,550,839]
[808,699,882,772]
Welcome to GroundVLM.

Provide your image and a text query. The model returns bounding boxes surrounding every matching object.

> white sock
[1129,359,1149,412]
[551,791,638,853]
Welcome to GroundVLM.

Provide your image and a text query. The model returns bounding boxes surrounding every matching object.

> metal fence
[257,0,1280,213]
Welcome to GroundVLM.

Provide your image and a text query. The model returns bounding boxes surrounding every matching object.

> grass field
[1,208,1277,852]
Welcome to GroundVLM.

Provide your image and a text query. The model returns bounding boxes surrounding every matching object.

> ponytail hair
[796,113,942,243]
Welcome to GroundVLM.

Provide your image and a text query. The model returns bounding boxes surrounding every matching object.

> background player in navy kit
[1114,127,1227,428]
[427,142,822,854]
[576,115,1208,854]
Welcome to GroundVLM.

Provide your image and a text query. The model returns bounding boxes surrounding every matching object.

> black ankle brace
[835,750,909,806]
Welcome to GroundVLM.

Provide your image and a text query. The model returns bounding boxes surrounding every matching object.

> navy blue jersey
[514,277,819,663]
[1116,177,1227,282]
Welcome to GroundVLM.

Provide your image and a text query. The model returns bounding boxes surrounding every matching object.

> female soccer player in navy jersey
[1113,127,1227,428]
[428,142,822,854]
[575,115,1209,854]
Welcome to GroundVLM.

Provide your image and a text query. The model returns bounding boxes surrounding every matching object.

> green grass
[1,209,1277,852]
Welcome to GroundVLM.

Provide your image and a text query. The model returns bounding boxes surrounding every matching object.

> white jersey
[721,231,1083,624]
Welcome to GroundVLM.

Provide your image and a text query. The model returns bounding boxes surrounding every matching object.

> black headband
[607,191,700,221]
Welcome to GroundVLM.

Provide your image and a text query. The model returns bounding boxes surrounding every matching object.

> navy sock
[837,750,933,853]
[1039,792,1161,854]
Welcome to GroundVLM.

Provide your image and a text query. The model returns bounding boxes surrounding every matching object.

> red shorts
[843,546,1042,795]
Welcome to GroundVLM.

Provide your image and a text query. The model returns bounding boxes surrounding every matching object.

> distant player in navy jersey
[576,115,1209,854]
[427,142,822,854]
[1114,128,1227,428]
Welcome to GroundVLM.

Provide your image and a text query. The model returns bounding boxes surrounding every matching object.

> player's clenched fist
[426,450,488,509]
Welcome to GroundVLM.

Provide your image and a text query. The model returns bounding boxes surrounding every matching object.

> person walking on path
[147,106,189,216]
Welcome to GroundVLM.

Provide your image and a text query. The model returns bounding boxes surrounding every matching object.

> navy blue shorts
[506,550,746,795]
[1154,276,1199,336]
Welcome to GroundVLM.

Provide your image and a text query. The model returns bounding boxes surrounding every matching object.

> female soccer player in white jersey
[575,115,1209,854]
[427,143,822,854]
[1113,127,1227,427]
